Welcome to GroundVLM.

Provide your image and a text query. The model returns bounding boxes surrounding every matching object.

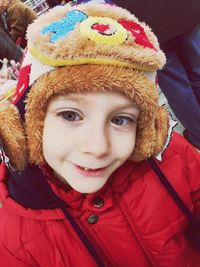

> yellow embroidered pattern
[79,17,127,45]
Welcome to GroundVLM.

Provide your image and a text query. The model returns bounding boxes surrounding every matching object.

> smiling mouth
[75,165,107,177]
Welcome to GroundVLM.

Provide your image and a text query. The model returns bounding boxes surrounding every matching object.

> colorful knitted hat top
[13,1,165,105]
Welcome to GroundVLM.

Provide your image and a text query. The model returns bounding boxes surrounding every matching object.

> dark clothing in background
[114,0,200,149]
[0,27,23,63]
[0,12,10,35]
[113,0,200,43]
[46,0,61,8]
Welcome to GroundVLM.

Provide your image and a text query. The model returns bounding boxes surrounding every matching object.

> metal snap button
[87,214,99,224]
[93,197,104,208]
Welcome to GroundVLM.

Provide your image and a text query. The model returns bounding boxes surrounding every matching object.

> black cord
[148,158,194,220]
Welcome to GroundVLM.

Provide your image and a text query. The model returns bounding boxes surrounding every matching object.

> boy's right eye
[58,111,82,121]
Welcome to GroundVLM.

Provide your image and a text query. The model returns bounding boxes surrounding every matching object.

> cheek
[42,131,55,162]
[43,132,66,166]
[42,118,63,160]
[112,130,137,159]
[42,118,75,161]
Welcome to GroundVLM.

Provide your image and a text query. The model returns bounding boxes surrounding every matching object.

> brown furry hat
[0,1,169,171]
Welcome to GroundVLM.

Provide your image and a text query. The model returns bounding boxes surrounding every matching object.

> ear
[130,106,169,161]
[0,102,27,170]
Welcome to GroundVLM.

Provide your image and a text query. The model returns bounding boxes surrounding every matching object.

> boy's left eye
[59,111,82,121]
[111,115,135,126]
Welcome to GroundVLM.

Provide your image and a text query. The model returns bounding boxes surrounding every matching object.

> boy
[0,1,199,266]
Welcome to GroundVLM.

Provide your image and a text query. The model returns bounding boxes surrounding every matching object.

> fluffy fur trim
[131,106,169,161]
[0,102,27,170]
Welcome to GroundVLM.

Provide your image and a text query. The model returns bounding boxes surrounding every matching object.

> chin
[72,182,106,194]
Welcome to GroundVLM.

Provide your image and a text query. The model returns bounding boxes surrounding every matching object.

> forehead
[48,91,139,110]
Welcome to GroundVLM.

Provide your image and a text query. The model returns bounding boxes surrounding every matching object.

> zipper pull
[0,138,16,173]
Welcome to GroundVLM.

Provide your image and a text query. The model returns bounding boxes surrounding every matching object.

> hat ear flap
[130,106,169,161]
[0,102,27,170]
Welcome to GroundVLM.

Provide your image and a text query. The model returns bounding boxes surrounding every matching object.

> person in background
[114,0,200,150]
[0,2,199,267]
[46,0,62,8]
[0,7,9,35]
[46,0,72,8]
[0,0,37,48]
[0,27,23,64]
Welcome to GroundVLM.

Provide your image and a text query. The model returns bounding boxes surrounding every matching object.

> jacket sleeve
[166,132,200,217]
[186,145,200,218]
[0,242,35,267]
[174,133,200,217]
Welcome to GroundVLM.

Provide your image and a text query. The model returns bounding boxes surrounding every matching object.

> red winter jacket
[0,133,200,267]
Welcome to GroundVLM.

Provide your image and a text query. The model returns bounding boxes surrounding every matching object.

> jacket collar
[0,160,142,220]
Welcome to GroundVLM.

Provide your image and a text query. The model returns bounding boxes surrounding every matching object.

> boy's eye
[59,111,82,121]
[111,115,135,126]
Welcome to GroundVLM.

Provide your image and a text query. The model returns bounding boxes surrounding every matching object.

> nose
[79,125,111,158]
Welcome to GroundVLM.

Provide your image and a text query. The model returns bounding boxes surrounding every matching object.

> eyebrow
[53,95,88,105]
[51,95,139,111]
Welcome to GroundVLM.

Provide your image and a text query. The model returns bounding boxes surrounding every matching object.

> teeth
[81,167,103,171]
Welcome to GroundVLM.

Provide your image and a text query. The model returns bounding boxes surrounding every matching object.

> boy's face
[43,92,139,193]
